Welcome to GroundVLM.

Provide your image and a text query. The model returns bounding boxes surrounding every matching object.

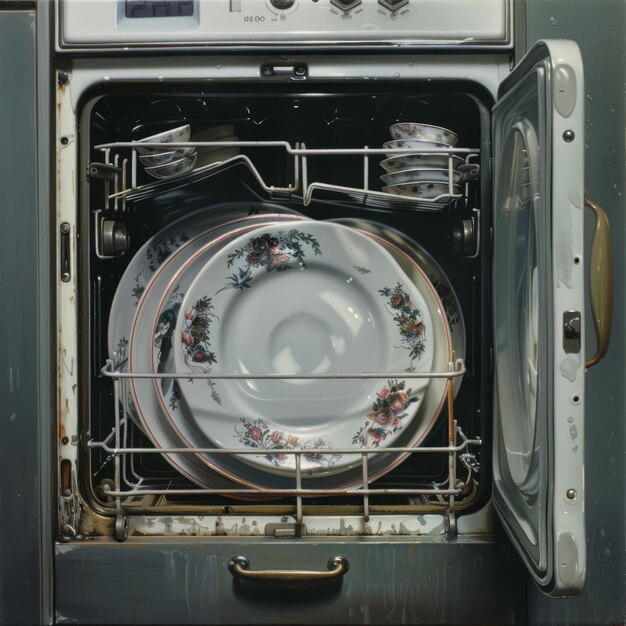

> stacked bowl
[136,124,240,180]
[381,123,463,201]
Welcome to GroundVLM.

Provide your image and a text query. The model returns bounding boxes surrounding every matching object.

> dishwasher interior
[75,80,492,537]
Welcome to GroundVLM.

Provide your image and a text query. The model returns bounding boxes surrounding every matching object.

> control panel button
[269,0,296,9]
[378,0,409,11]
[331,0,362,10]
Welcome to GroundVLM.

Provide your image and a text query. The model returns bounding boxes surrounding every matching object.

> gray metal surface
[55,537,523,625]
[0,8,52,626]
[524,0,626,623]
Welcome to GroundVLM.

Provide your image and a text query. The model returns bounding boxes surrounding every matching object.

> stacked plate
[109,205,464,493]
[381,123,463,200]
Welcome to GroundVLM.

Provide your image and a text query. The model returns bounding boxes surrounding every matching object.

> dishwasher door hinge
[444,509,458,540]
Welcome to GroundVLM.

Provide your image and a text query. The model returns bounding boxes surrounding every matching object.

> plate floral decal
[220,229,321,292]
[352,380,419,447]
[131,232,191,304]
[235,417,341,468]
[178,295,221,404]
[379,282,426,372]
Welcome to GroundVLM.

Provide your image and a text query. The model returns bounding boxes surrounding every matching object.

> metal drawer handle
[228,555,349,585]
[585,198,613,369]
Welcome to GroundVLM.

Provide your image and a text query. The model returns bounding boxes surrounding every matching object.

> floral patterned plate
[329,217,465,395]
[108,201,301,427]
[171,221,435,478]
[127,214,306,491]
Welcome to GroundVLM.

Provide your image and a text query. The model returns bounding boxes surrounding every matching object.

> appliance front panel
[492,40,586,596]
[57,0,511,49]
[55,538,522,625]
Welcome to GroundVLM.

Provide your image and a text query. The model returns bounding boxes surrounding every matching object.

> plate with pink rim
[171,221,436,478]
[108,201,301,429]
[150,221,452,491]
[128,213,306,491]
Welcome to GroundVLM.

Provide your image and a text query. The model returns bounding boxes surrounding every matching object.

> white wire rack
[90,140,480,212]
[88,357,481,535]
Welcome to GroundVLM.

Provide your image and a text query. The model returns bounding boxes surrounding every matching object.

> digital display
[125,1,194,18]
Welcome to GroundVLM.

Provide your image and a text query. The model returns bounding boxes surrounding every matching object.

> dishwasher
[0,0,622,624]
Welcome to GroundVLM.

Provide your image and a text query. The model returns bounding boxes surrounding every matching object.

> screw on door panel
[566,489,577,500]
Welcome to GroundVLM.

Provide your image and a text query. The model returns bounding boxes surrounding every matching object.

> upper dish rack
[88,140,481,212]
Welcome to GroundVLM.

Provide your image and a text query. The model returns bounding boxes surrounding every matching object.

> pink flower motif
[376,386,391,400]
[286,434,299,447]
[267,252,291,272]
[367,407,394,426]
[388,391,409,413]
[248,426,263,442]
[270,430,284,444]
[369,429,385,443]
[185,309,194,320]
[181,330,193,346]
[391,293,405,307]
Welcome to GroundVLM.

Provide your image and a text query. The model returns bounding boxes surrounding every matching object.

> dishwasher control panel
[58,0,511,49]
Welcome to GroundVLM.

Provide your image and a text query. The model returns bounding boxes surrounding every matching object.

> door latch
[563,311,581,353]
[260,63,308,80]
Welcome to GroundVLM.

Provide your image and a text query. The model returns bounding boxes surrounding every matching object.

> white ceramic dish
[389,123,459,146]
[147,222,452,491]
[383,139,451,158]
[172,221,435,477]
[128,214,306,490]
[144,153,197,179]
[330,217,465,396]
[383,181,462,199]
[134,124,191,156]
[380,153,464,173]
[139,147,196,166]
[107,202,303,433]
[381,168,464,186]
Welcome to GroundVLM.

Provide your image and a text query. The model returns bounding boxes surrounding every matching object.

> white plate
[108,202,300,362]
[108,202,302,435]
[383,139,450,157]
[128,214,306,490]
[151,224,452,491]
[389,123,459,146]
[381,168,464,186]
[380,153,464,173]
[383,181,462,199]
[172,221,435,477]
[329,217,465,394]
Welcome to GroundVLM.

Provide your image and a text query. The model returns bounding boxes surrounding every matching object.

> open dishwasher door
[492,40,586,597]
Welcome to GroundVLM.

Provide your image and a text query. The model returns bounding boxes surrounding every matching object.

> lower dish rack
[79,357,482,542]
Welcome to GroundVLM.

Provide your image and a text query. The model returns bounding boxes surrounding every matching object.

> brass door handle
[585,198,613,368]
[228,555,349,585]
